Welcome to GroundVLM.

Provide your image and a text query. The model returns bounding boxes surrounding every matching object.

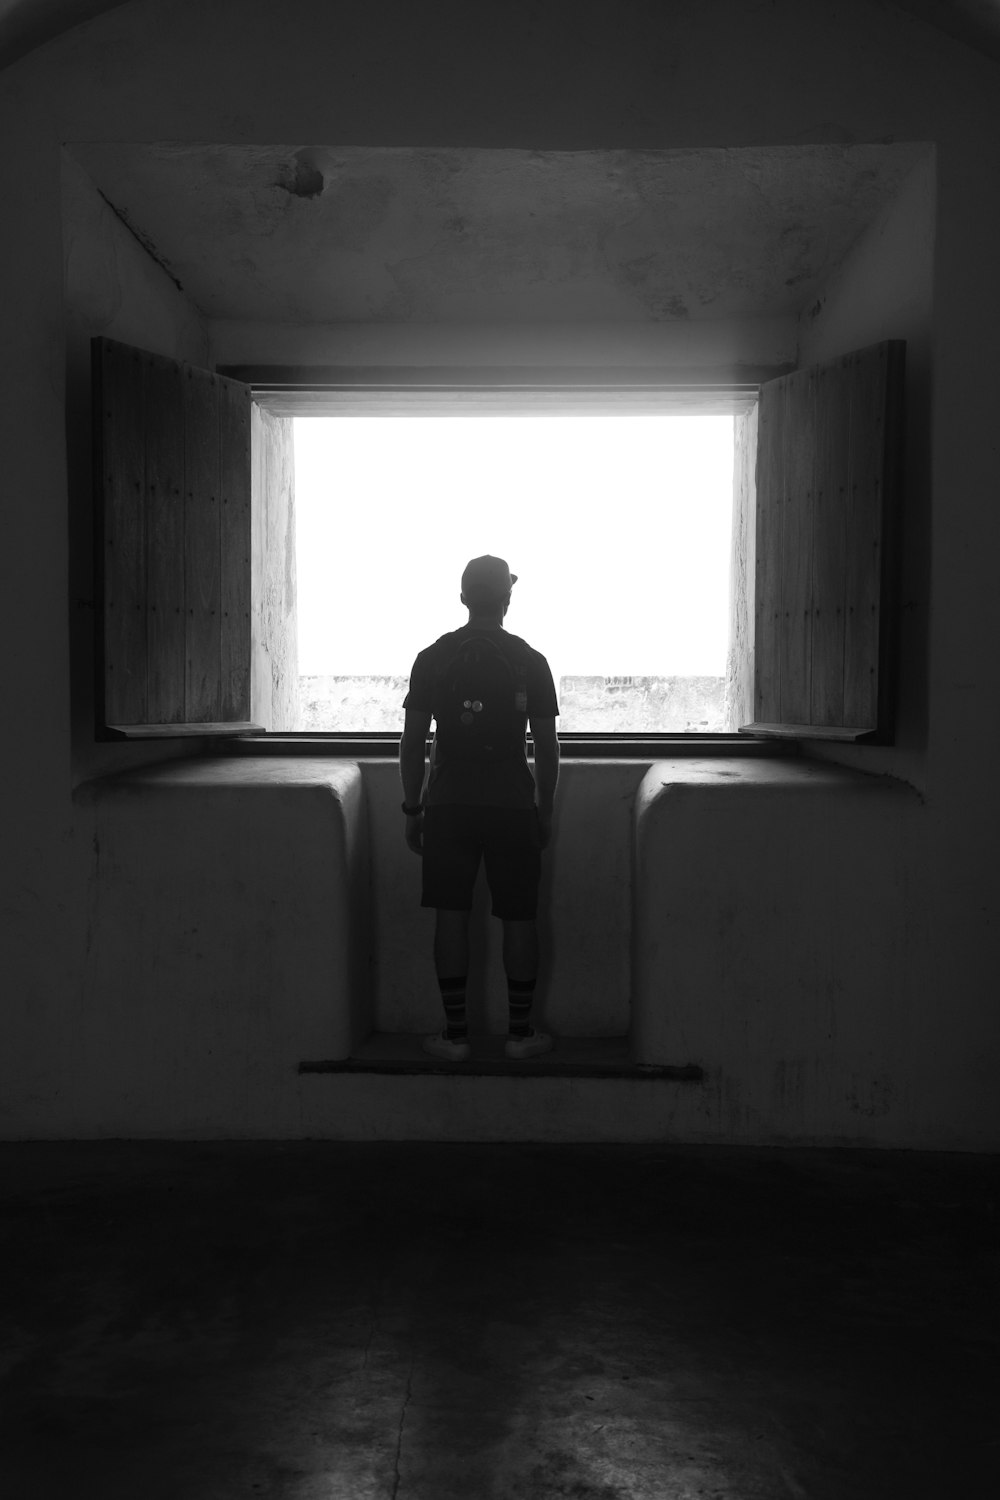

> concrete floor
[0,1144,997,1499]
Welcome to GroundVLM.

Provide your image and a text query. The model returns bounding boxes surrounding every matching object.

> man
[399,555,560,1062]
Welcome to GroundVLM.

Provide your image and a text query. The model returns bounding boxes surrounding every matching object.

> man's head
[460,555,518,617]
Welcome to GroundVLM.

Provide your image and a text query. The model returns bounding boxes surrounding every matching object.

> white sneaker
[504,1029,554,1060]
[422,1031,471,1062]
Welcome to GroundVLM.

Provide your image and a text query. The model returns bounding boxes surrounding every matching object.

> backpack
[433,632,529,762]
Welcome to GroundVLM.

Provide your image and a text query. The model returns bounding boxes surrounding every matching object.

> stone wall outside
[299,674,726,732]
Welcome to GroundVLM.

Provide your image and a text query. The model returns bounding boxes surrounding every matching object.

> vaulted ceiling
[3,0,1000,71]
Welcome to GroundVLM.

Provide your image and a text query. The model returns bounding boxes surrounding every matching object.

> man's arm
[399,708,432,853]
[529,715,559,847]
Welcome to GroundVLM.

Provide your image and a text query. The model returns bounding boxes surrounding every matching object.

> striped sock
[507,977,536,1038]
[438,976,468,1041]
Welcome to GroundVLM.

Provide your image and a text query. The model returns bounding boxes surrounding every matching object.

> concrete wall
[67,758,367,1137]
[797,149,936,789]
[2,0,999,1144]
[632,759,960,1147]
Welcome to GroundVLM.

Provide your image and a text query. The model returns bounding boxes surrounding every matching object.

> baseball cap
[461,555,518,598]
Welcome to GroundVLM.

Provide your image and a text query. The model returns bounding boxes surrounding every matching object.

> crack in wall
[390,1360,414,1499]
[95,189,184,292]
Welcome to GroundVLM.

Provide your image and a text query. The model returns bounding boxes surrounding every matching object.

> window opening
[292,414,735,734]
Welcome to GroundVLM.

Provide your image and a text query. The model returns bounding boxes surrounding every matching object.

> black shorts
[421,805,542,920]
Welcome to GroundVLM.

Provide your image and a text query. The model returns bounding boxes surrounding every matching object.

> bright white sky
[293,415,734,680]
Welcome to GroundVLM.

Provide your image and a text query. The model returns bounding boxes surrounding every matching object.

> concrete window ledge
[74,759,368,1133]
[302,1032,703,1080]
[632,757,923,1145]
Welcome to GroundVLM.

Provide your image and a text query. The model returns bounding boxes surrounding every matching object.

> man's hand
[400,707,432,856]
[405,811,425,856]
[530,717,558,852]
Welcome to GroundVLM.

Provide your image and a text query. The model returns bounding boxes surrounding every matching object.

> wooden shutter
[94,338,260,738]
[742,340,904,743]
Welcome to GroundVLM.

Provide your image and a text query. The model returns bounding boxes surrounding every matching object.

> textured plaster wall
[64,759,367,1138]
[69,142,926,326]
[632,761,956,1148]
[2,0,999,1142]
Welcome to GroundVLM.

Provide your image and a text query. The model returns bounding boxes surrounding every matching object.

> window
[92,339,904,746]
[293,413,734,734]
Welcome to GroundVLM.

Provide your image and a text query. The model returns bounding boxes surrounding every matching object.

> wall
[796,149,936,790]
[68,758,367,1137]
[632,760,957,1147]
[2,0,999,1145]
[211,317,797,381]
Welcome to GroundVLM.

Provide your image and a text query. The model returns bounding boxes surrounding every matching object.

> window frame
[224,364,770,756]
[95,348,901,758]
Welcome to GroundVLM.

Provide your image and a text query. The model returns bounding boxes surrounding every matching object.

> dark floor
[1,1143,998,1499]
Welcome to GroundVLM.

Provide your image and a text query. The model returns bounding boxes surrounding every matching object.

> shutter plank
[145,354,186,722]
[844,348,884,729]
[101,341,148,725]
[754,381,782,723]
[778,367,814,724]
[810,359,850,726]
[184,366,222,720]
[94,337,256,737]
[219,376,252,720]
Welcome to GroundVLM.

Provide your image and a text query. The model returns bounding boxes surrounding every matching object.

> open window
[92,337,904,745]
[290,407,737,734]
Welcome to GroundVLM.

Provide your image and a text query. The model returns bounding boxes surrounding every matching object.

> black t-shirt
[404,625,559,808]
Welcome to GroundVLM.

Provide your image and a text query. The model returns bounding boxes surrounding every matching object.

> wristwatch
[401,801,424,816]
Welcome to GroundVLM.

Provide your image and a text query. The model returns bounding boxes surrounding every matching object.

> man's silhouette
[399,556,560,1061]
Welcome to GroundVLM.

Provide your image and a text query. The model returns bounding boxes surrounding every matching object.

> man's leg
[434,908,471,1041]
[434,907,471,975]
[421,806,481,1056]
[483,809,550,1053]
[502,919,540,1038]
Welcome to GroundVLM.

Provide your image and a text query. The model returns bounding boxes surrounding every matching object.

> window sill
[215,733,799,760]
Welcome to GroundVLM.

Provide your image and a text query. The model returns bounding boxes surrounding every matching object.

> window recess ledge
[106,722,264,740]
[214,734,800,761]
[738,723,883,744]
[301,1034,703,1081]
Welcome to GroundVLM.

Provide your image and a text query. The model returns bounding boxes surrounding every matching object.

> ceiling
[70,142,926,325]
[4,0,1000,70]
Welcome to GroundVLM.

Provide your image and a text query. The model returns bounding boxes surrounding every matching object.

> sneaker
[504,1029,554,1060]
[422,1031,471,1062]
